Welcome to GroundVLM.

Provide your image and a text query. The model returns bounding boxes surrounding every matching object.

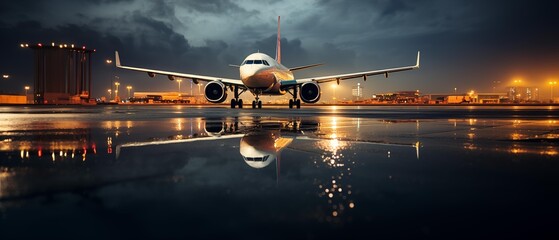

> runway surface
[1,105,558,239]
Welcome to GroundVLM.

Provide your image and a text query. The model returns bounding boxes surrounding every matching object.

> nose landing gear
[251,89,263,109]
[252,100,262,109]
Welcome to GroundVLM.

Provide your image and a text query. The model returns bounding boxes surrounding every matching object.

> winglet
[415,51,420,68]
[116,145,121,159]
[115,51,121,67]
[415,141,420,159]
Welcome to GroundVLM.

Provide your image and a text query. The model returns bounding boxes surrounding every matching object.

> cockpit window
[244,155,270,162]
[243,59,269,66]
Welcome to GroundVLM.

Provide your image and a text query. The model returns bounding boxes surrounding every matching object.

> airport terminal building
[24,43,94,104]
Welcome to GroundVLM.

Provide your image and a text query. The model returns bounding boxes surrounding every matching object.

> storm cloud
[0,0,558,99]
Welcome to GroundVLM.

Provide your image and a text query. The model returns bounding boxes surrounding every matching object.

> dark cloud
[178,0,250,14]
[147,0,177,19]
[380,0,413,16]
[90,0,134,4]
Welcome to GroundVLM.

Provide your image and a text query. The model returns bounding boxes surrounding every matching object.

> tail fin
[275,16,281,64]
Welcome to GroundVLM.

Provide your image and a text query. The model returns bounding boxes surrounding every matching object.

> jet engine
[299,82,321,103]
[204,81,228,103]
[204,120,225,136]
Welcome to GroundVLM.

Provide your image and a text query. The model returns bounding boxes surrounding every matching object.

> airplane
[115,16,420,109]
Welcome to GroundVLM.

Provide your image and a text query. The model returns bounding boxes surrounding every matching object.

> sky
[0,0,558,100]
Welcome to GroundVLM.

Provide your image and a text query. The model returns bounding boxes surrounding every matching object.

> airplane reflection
[117,117,420,169]
[116,117,420,220]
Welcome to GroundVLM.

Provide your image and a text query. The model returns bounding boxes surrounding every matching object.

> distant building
[0,94,27,104]
[372,90,420,103]
[424,92,507,104]
[508,86,539,102]
[24,43,94,104]
[132,91,204,103]
[352,83,363,101]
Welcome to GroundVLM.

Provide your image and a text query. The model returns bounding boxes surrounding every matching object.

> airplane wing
[116,134,245,159]
[115,51,245,87]
[282,51,420,87]
[294,135,420,159]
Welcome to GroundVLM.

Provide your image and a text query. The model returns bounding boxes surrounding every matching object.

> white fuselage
[239,53,293,95]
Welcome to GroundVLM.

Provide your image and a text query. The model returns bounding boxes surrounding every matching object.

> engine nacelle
[204,81,228,103]
[147,72,155,78]
[204,120,224,136]
[299,82,321,103]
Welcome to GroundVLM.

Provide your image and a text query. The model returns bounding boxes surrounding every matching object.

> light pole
[177,79,183,96]
[454,87,457,94]
[127,85,132,99]
[108,89,112,101]
[332,84,337,104]
[105,59,114,100]
[549,81,557,103]
[198,83,202,95]
[24,86,30,103]
[114,81,120,101]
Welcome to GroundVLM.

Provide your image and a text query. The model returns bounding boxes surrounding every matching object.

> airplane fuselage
[239,53,293,95]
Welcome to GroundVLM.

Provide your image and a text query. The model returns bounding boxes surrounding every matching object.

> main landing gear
[288,99,301,109]
[287,86,301,109]
[231,98,243,108]
[230,86,246,109]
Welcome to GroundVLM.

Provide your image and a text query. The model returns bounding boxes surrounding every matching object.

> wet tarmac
[1,105,558,239]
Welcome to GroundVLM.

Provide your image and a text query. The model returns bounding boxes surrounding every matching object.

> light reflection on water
[0,106,558,238]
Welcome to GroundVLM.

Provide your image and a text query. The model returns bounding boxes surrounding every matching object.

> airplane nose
[240,65,260,80]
